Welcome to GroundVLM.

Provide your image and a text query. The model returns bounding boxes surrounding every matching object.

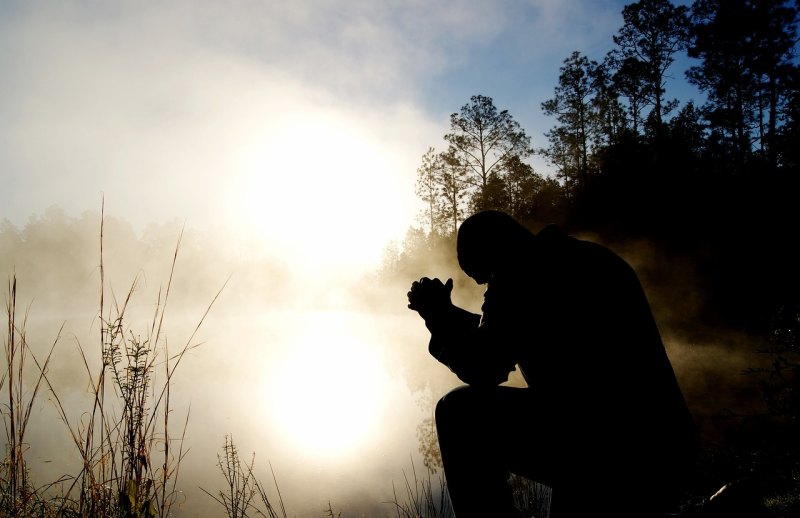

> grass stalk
[13,204,224,517]
[2,274,65,516]
[388,455,454,518]
[202,435,293,518]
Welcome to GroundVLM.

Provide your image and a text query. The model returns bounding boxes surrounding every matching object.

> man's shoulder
[535,223,563,240]
[536,224,591,252]
[536,225,631,271]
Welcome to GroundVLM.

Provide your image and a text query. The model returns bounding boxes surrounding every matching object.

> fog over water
[0,1,775,515]
[1,209,771,517]
[4,210,450,517]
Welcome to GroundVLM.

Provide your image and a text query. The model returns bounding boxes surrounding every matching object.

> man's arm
[408,277,517,387]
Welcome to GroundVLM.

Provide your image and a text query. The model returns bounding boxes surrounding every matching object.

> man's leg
[435,385,553,518]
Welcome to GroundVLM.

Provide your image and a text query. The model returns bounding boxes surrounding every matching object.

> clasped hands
[407,277,454,321]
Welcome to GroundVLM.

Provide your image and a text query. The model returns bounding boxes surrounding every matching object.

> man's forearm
[423,303,480,334]
[425,304,481,363]
[426,307,518,387]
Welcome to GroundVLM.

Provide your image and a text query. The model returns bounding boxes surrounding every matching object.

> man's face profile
[457,210,531,285]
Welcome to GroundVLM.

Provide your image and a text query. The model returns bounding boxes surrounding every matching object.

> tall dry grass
[2,205,555,518]
[200,434,295,518]
[387,456,551,518]
[1,275,67,516]
[388,456,453,518]
[1,205,225,517]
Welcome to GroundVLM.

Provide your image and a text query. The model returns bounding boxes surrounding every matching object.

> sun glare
[265,314,386,459]
[233,108,413,274]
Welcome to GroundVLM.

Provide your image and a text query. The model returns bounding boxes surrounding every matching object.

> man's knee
[435,385,474,430]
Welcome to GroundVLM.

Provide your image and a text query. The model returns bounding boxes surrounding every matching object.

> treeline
[390,0,800,337]
[0,206,292,315]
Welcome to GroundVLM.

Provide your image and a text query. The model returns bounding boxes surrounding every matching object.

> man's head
[456,210,535,284]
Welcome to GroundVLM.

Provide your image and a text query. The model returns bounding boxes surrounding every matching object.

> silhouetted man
[407,210,700,518]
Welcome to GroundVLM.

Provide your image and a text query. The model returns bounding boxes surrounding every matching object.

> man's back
[409,211,700,517]
[506,225,699,495]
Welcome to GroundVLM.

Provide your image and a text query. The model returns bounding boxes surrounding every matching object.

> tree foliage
[611,0,691,128]
[394,1,800,512]
[541,51,601,194]
[688,0,799,171]
[400,0,800,340]
[443,95,533,212]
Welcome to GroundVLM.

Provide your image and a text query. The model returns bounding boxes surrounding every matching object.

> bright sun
[233,107,414,274]
[238,104,413,458]
[264,313,386,459]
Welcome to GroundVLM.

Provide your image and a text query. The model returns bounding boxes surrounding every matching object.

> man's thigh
[436,385,564,485]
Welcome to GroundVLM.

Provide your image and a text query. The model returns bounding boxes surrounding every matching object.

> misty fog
[1,205,773,517]
[0,207,446,517]
[2,0,796,516]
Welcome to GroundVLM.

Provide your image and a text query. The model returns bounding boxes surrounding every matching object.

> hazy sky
[0,0,699,274]
[1,1,712,516]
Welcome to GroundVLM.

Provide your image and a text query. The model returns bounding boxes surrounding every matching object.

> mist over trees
[389,0,800,509]
[413,94,536,236]
[1,0,798,514]
[0,206,295,318]
[394,0,799,339]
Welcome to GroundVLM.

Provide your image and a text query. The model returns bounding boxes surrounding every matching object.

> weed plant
[1,276,67,516]
[388,456,454,518]
[1,206,224,517]
[387,456,551,518]
[200,434,293,518]
[1,206,558,518]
